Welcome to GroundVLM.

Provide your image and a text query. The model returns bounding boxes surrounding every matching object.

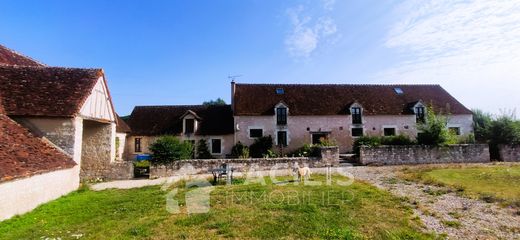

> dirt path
[347,165,520,240]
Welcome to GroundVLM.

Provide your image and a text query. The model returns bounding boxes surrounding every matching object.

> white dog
[297,167,312,182]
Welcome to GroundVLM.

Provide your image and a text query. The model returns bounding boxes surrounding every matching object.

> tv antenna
[228,74,242,82]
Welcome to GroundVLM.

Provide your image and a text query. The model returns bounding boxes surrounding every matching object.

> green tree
[416,106,458,146]
[488,114,520,159]
[472,109,493,143]
[196,139,213,159]
[202,98,226,106]
[149,136,193,164]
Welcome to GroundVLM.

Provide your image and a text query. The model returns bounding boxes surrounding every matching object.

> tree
[472,109,493,143]
[149,136,193,164]
[488,114,520,159]
[416,106,458,146]
[202,98,226,106]
[196,139,213,159]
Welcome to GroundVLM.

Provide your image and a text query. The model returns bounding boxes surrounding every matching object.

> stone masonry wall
[498,145,520,162]
[151,146,339,178]
[81,121,133,180]
[360,144,490,165]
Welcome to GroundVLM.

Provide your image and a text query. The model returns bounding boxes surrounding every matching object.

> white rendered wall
[0,166,80,222]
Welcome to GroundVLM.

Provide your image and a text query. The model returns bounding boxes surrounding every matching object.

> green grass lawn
[401,164,520,207]
[0,175,437,240]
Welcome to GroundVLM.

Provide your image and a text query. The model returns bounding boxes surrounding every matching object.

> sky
[1,0,519,116]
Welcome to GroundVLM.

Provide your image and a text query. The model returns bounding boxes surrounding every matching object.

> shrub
[380,134,415,145]
[196,139,213,159]
[353,136,381,155]
[488,114,520,159]
[416,106,458,146]
[249,136,273,158]
[231,141,250,159]
[472,109,493,143]
[149,136,193,164]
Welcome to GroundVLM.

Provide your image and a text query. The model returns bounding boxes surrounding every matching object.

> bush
[417,106,458,146]
[353,136,381,155]
[289,144,320,157]
[249,136,273,158]
[472,109,493,143]
[149,136,193,164]
[231,141,250,159]
[380,135,415,145]
[196,139,213,159]
[488,114,520,159]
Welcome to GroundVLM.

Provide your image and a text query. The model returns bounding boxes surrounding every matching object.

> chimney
[231,80,236,112]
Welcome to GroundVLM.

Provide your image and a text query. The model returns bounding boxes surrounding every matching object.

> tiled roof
[0,44,45,67]
[0,113,76,182]
[233,83,472,116]
[128,105,234,136]
[116,114,131,133]
[0,65,103,117]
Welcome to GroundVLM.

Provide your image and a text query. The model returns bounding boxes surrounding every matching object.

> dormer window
[352,107,362,124]
[276,107,287,125]
[415,106,425,123]
[185,119,195,134]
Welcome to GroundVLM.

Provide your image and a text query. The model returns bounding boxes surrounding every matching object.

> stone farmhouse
[126,81,473,158]
[0,44,130,220]
[232,82,473,153]
[126,105,234,159]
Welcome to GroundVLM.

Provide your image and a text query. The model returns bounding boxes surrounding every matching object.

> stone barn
[0,44,132,181]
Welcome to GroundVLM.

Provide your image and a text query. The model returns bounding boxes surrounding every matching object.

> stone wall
[150,146,339,178]
[498,145,520,162]
[360,144,490,165]
[81,121,133,180]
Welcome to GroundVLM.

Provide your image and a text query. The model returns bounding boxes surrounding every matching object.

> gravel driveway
[347,165,520,240]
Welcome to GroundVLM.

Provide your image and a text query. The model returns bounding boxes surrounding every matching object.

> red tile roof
[127,105,234,136]
[0,66,103,117]
[233,83,472,116]
[0,44,45,67]
[0,113,76,182]
[116,114,131,133]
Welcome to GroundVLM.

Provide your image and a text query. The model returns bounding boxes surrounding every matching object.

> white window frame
[275,130,289,146]
[210,138,223,155]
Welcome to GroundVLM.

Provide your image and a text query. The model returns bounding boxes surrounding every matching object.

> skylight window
[276,88,284,94]
[394,87,404,95]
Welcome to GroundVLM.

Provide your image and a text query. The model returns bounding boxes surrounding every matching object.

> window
[351,128,364,137]
[185,119,195,134]
[383,128,396,136]
[277,131,288,146]
[276,88,284,94]
[134,138,142,152]
[249,129,263,138]
[449,127,461,136]
[352,107,362,124]
[276,107,287,125]
[211,139,222,154]
[312,133,328,145]
[394,87,404,95]
[415,106,425,123]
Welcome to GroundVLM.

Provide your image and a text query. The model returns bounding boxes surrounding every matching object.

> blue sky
[1,0,519,115]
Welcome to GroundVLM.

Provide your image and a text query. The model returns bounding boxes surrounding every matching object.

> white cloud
[322,0,336,11]
[284,4,338,58]
[378,0,520,113]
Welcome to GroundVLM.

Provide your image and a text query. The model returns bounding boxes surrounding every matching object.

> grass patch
[0,175,438,239]
[401,164,520,207]
[441,220,461,228]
